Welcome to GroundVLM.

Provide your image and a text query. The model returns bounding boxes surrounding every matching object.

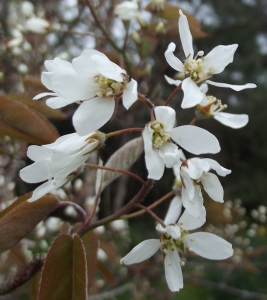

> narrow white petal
[203,158,231,176]
[158,143,181,168]
[73,98,115,136]
[27,145,50,161]
[164,196,183,225]
[173,150,186,179]
[164,248,183,292]
[214,112,249,129]
[164,75,182,86]
[184,232,234,260]
[120,239,160,265]
[20,161,49,183]
[164,43,184,72]
[28,178,68,202]
[203,44,238,75]
[154,106,176,132]
[164,225,181,239]
[171,125,221,154]
[179,10,194,58]
[122,79,138,109]
[181,168,195,200]
[179,207,206,230]
[33,92,56,100]
[185,158,210,180]
[182,186,204,218]
[201,173,224,202]
[181,78,203,108]
[206,80,257,91]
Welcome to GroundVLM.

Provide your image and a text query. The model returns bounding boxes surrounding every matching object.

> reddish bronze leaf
[0,193,59,253]
[38,233,87,300]
[82,231,98,289]
[0,95,59,144]
[8,94,67,120]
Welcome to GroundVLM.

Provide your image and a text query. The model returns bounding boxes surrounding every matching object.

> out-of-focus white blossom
[25,17,51,34]
[114,1,139,20]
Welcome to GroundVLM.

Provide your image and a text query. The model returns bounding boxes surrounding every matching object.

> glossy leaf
[82,231,98,289]
[38,233,87,300]
[0,95,59,144]
[96,137,143,192]
[0,193,59,253]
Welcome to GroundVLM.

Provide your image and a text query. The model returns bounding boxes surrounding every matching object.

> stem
[86,0,133,76]
[79,179,153,234]
[105,127,143,138]
[122,189,176,219]
[58,201,87,224]
[189,115,198,125]
[165,83,182,106]
[136,203,166,227]
[138,94,155,121]
[84,163,146,186]
[0,254,44,295]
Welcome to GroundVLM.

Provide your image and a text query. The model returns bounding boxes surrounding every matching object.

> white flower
[25,17,51,34]
[21,1,35,18]
[143,106,220,180]
[197,83,249,129]
[20,132,104,202]
[121,196,233,292]
[114,1,139,20]
[179,158,231,217]
[34,50,138,136]
[164,10,256,109]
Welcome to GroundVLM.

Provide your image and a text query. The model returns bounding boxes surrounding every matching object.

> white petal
[164,196,183,225]
[181,168,195,200]
[120,239,160,265]
[92,54,125,82]
[182,184,204,218]
[203,44,238,75]
[173,150,186,179]
[201,173,224,202]
[45,58,73,72]
[154,106,176,132]
[214,112,248,129]
[28,178,68,202]
[179,10,194,58]
[203,158,231,176]
[164,224,181,239]
[179,207,206,230]
[206,80,257,91]
[164,43,184,72]
[40,72,53,90]
[72,49,104,78]
[181,78,203,108]
[184,232,233,260]
[164,247,183,292]
[52,72,98,101]
[46,96,76,109]
[164,75,182,86]
[27,145,50,161]
[73,98,115,136]
[20,161,49,183]
[185,158,210,180]
[171,125,220,154]
[33,92,56,100]
[122,79,138,109]
[158,142,181,168]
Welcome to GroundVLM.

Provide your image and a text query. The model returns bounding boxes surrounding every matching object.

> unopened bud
[155,21,165,34]
[131,30,141,44]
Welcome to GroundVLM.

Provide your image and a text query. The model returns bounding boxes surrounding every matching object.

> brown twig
[0,255,44,295]
[165,83,182,106]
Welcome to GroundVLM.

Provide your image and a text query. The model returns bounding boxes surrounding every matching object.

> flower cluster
[19,7,256,293]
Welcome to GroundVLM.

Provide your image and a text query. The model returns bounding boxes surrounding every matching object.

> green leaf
[38,233,87,300]
[0,95,59,144]
[82,231,98,289]
[0,193,59,253]
[96,137,143,192]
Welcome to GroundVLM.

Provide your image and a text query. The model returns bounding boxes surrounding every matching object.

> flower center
[94,75,127,98]
[160,229,188,254]
[150,121,170,148]
[184,51,213,83]
[197,95,227,117]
